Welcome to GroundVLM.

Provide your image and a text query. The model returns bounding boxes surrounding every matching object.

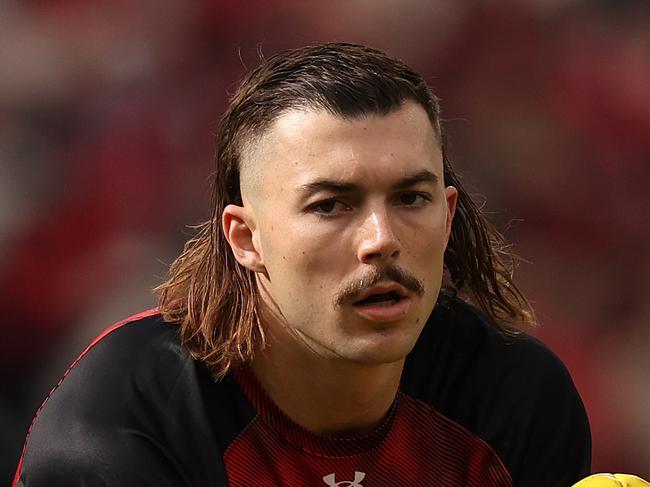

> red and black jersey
[13,298,591,486]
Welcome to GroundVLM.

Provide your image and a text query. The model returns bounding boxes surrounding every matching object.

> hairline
[237,99,444,208]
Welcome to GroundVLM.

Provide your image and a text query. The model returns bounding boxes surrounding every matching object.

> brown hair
[156,43,536,379]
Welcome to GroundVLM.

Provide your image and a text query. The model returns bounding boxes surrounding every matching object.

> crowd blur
[1,0,648,483]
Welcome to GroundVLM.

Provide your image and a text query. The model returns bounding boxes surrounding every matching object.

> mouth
[354,290,403,306]
[352,288,411,322]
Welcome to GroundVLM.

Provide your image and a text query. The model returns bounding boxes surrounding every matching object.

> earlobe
[222,204,266,273]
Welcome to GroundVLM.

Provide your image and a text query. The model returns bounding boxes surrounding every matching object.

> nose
[356,209,401,265]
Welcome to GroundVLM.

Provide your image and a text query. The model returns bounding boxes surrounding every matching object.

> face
[224,101,457,365]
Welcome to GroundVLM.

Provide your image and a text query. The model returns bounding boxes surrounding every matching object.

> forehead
[239,102,442,202]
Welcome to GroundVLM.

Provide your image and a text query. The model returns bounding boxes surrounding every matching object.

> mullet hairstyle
[156,42,536,379]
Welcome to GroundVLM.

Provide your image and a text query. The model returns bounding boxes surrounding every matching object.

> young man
[14,43,591,486]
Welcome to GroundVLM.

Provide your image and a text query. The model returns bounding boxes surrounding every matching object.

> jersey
[13,298,591,486]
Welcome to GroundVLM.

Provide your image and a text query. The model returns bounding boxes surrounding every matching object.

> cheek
[402,206,448,252]
[402,214,448,286]
[260,218,346,300]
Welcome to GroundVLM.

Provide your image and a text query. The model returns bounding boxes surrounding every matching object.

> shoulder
[15,310,244,486]
[38,310,194,414]
[404,298,576,401]
[403,298,591,486]
[30,309,188,414]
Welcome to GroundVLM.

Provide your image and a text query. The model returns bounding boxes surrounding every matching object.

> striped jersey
[14,298,591,486]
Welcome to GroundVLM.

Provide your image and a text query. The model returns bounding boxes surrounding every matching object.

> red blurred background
[1,0,648,483]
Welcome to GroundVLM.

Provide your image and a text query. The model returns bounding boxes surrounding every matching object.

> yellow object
[572,473,650,487]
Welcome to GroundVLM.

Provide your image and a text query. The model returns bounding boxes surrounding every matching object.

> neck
[250,331,404,437]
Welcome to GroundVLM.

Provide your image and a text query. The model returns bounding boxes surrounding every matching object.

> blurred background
[1,0,648,482]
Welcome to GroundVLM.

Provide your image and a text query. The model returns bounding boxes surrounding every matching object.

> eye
[395,192,430,207]
[310,199,351,217]
[315,200,337,213]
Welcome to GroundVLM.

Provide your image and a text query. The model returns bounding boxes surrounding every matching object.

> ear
[222,204,266,273]
[444,186,458,247]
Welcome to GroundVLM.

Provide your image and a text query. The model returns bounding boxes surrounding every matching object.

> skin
[223,101,457,436]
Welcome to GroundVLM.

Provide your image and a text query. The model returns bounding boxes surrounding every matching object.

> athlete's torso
[14,299,591,486]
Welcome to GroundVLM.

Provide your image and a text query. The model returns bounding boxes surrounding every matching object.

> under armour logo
[322,471,366,487]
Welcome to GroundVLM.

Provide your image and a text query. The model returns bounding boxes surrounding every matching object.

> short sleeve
[15,423,188,486]
[13,315,228,487]
[402,299,592,487]
[501,341,592,486]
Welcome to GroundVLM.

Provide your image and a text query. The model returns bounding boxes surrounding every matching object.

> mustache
[333,265,425,307]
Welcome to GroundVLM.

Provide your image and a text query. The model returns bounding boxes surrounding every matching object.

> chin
[340,330,418,365]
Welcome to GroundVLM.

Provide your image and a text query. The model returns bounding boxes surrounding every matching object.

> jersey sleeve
[13,314,229,487]
[15,423,189,487]
[402,299,592,487]
[493,336,592,487]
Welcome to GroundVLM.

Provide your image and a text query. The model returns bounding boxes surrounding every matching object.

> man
[14,43,591,486]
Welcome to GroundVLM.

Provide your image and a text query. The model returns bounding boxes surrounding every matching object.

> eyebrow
[298,170,439,195]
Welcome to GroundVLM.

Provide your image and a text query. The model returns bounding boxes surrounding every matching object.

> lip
[352,283,409,303]
[351,283,411,323]
[353,296,411,322]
